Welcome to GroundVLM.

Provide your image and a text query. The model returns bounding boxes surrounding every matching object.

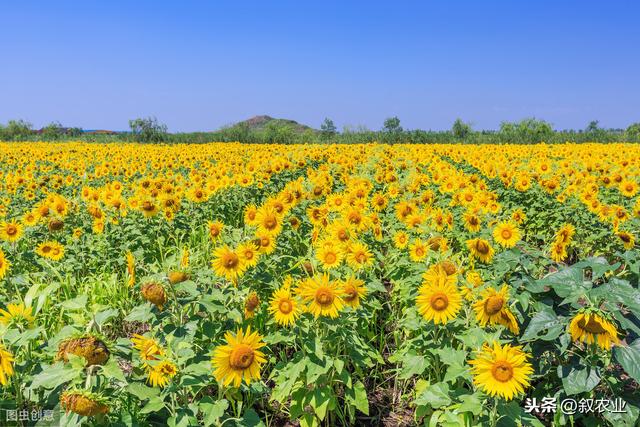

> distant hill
[230,115,315,133]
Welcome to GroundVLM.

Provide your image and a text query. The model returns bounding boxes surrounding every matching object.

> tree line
[1,116,640,144]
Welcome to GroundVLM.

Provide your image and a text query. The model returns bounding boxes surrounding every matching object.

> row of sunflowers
[0,142,639,426]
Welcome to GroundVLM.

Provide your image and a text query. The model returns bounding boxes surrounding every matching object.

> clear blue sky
[1,1,639,132]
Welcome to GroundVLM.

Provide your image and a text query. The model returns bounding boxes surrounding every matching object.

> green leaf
[30,362,79,389]
[59,295,88,310]
[348,381,369,415]
[614,339,640,383]
[101,358,126,382]
[457,393,482,416]
[199,398,229,426]
[399,353,428,379]
[126,382,160,400]
[94,308,119,327]
[140,396,166,414]
[309,387,332,420]
[414,382,451,409]
[436,347,467,366]
[521,306,564,341]
[125,303,153,322]
[557,366,600,395]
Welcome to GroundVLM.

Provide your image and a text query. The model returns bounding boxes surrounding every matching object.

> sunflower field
[0,141,639,427]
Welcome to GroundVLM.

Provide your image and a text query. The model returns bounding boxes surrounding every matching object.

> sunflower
[473,286,519,333]
[207,220,224,241]
[316,243,344,270]
[0,344,15,386]
[296,273,345,318]
[244,205,258,226]
[616,231,635,250]
[463,212,482,232]
[469,342,533,401]
[244,292,260,318]
[211,245,246,283]
[255,207,282,235]
[345,241,373,270]
[466,238,495,263]
[35,241,65,261]
[493,221,520,248]
[340,276,367,309]
[0,221,23,242]
[511,209,526,224]
[555,223,575,244]
[550,241,568,262]
[147,359,178,388]
[180,247,190,269]
[131,334,164,362]
[0,302,34,327]
[238,241,260,268]
[416,271,462,325]
[60,390,109,416]
[568,311,619,350]
[141,282,168,310]
[408,239,429,262]
[212,326,266,387]
[393,231,409,249]
[125,251,135,287]
[254,233,277,254]
[619,179,638,197]
[269,284,302,326]
[0,249,9,280]
[461,270,483,300]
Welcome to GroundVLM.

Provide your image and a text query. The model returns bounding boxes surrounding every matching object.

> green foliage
[452,118,472,139]
[128,116,168,143]
[0,119,33,141]
[499,118,554,143]
[320,118,337,139]
[383,116,402,133]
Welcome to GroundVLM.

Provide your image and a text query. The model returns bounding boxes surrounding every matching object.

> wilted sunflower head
[60,390,109,417]
[141,282,168,310]
[57,335,110,366]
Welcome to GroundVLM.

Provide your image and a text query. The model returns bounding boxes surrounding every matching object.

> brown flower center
[324,252,337,264]
[476,240,489,254]
[430,293,449,311]
[491,361,514,382]
[229,344,255,370]
[224,253,239,269]
[315,289,334,307]
[278,300,293,314]
[484,295,504,315]
[343,285,357,302]
[501,229,512,240]
[578,317,607,334]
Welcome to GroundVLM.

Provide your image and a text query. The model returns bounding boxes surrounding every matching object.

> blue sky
[1,1,639,132]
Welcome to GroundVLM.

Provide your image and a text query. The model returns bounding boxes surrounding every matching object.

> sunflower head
[569,311,619,350]
[141,282,168,310]
[469,342,533,401]
[168,270,189,284]
[57,335,110,366]
[212,326,267,387]
[60,390,109,417]
[0,302,34,328]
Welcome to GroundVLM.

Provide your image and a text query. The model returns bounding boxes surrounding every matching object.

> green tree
[41,121,65,140]
[128,116,168,143]
[499,118,553,144]
[320,118,337,139]
[452,118,472,139]
[626,123,640,140]
[585,120,600,133]
[1,119,33,141]
[383,116,402,133]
